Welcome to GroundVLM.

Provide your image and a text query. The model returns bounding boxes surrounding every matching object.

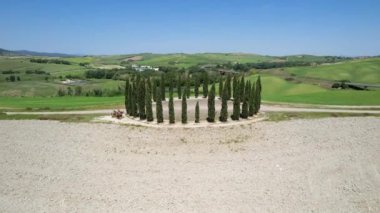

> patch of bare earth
[0,117,379,212]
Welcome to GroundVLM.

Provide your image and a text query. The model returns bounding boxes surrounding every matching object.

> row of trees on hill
[30,58,71,65]
[124,72,261,124]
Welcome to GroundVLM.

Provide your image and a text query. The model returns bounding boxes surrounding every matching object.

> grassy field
[0,57,88,77]
[0,79,125,97]
[285,58,380,84]
[248,75,380,105]
[0,96,124,110]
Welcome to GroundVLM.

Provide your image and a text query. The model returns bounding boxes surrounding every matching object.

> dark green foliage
[226,75,232,100]
[169,93,175,124]
[240,80,249,119]
[147,78,152,100]
[67,87,73,96]
[249,82,256,116]
[124,78,129,112]
[219,77,223,98]
[240,76,245,102]
[219,83,228,122]
[232,75,238,99]
[138,80,146,120]
[195,101,200,123]
[185,76,191,98]
[181,93,187,124]
[57,88,66,96]
[202,72,209,98]
[156,89,163,123]
[255,76,262,114]
[231,77,240,120]
[194,77,199,98]
[169,78,174,97]
[152,79,157,102]
[146,79,154,122]
[160,74,166,101]
[207,83,216,122]
[127,84,133,115]
[177,74,182,99]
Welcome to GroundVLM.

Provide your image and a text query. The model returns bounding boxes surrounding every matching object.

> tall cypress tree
[240,76,245,102]
[160,73,166,101]
[249,82,256,116]
[255,76,262,114]
[219,83,228,122]
[195,101,200,123]
[207,83,216,122]
[226,75,232,100]
[181,93,187,124]
[169,78,174,97]
[241,80,249,119]
[138,79,146,120]
[125,78,129,113]
[194,76,199,98]
[219,77,224,98]
[177,73,182,99]
[202,72,209,98]
[131,83,138,117]
[231,78,240,120]
[152,79,157,102]
[156,89,163,123]
[127,84,132,115]
[169,93,175,124]
[146,79,154,122]
[232,75,238,99]
[185,75,191,98]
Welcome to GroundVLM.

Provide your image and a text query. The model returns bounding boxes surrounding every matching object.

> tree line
[30,58,71,65]
[124,72,262,124]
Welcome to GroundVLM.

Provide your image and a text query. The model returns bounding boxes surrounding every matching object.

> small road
[5,99,380,115]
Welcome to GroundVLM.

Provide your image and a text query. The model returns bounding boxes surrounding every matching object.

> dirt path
[0,117,379,212]
[5,99,380,116]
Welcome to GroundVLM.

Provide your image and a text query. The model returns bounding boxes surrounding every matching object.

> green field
[248,75,380,105]
[286,58,380,83]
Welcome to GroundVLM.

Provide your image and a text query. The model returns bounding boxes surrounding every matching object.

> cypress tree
[207,83,216,122]
[127,84,132,115]
[231,78,240,120]
[147,77,152,100]
[124,78,129,113]
[131,83,138,117]
[255,76,262,114]
[169,78,174,97]
[146,79,154,122]
[241,80,249,119]
[232,75,238,99]
[138,80,146,120]
[219,77,223,98]
[202,72,209,98]
[152,79,157,102]
[249,82,256,116]
[226,75,232,100]
[195,101,200,123]
[194,76,199,98]
[177,73,182,99]
[156,89,163,123]
[219,83,228,122]
[240,76,245,102]
[169,93,175,124]
[181,93,187,124]
[160,74,166,101]
[185,75,191,98]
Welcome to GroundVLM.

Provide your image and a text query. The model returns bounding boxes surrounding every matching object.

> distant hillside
[0,48,75,57]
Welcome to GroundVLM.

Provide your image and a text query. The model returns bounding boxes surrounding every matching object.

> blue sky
[1,0,380,56]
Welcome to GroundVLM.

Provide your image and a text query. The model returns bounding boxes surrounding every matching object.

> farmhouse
[132,64,159,72]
